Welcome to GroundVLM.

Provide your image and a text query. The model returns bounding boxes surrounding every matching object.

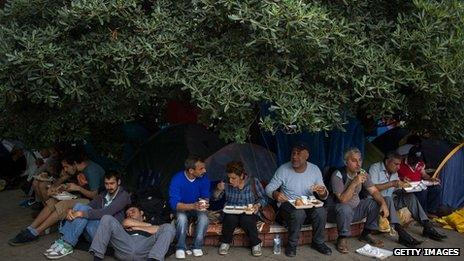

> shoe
[218,243,230,255]
[285,246,296,257]
[336,237,349,254]
[397,229,422,247]
[175,250,186,259]
[251,242,262,257]
[44,239,64,255]
[311,242,332,255]
[192,249,203,257]
[8,229,38,246]
[423,227,447,240]
[45,241,73,259]
[359,234,384,247]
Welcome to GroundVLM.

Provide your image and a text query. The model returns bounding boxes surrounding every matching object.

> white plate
[53,192,77,201]
[403,181,427,193]
[223,206,253,215]
[289,199,324,209]
[422,180,440,186]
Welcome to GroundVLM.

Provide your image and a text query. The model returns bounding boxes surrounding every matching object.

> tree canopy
[1,0,463,149]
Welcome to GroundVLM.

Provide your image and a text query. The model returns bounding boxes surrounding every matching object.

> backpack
[132,186,172,225]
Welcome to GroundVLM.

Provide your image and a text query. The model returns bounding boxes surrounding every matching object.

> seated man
[398,146,442,216]
[90,204,176,261]
[169,156,210,259]
[369,151,447,246]
[9,148,105,245]
[329,148,389,254]
[43,171,131,259]
[265,142,332,257]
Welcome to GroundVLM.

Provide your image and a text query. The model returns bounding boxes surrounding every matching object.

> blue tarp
[440,146,464,209]
[260,117,365,171]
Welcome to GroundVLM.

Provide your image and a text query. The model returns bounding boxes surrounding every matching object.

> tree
[1,0,463,150]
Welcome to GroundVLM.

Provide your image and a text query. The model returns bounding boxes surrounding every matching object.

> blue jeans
[175,211,209,250]
[414,185,442,213]
[60,203,100,246]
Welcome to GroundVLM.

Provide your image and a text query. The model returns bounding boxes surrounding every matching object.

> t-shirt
[82,161,105,191]
[398,160,424,182]
[368,162,399,197]
[168,170,210,211]
[331,169,374,209]
[265,162,327,201]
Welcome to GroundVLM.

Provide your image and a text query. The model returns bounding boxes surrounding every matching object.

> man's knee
[176,212,188,226]
[159,223,176,237]
[100,215,117,226]
[336,203,353,217]
[290,209,306,223]
[311,207,327,221]
[73,203,90,211]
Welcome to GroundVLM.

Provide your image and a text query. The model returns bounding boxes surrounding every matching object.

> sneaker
[44,239,64,255]
[218,243,230,255]
[45,241,73,259]
[175,249,186,259]
[192,249,203,257]
[251,243,262,257]
[8,229,38,246]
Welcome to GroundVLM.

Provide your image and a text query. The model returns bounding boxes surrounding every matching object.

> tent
[125,124,225,194]
[434,143,464,209]
[205,143,277,182]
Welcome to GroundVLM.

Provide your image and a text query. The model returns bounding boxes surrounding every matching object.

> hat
[292,141,310,152]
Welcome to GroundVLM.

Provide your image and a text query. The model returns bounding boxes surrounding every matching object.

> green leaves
[0,0,463,149]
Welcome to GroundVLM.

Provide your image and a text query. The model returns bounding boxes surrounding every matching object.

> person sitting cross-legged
[44,171,131,259]
[89,204,176,261]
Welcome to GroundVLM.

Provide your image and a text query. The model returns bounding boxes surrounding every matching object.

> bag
[251,178,276,224]
[133,186,172,225]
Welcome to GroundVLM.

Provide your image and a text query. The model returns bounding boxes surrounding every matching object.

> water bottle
[273,234,281,254]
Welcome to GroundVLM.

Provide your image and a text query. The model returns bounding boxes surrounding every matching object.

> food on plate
[400,181,412,188]
[295,198,305,206]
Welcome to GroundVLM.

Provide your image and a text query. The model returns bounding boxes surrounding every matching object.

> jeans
[175,210,209,250]
[60,203,100,246]
[278,202,327,247]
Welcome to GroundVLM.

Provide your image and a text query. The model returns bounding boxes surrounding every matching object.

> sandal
[336,237,349,254]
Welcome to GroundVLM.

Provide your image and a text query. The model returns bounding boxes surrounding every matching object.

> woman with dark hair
[212,161,267,257]
[398,146,442,216]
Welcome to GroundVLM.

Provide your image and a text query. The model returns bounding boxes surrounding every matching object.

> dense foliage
[1,0,463,149]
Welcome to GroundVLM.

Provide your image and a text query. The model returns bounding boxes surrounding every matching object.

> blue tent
[436,144,464,209]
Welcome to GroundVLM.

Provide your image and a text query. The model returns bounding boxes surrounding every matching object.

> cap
[292,141,310,152]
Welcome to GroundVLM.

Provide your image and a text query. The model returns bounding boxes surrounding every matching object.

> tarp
[259,117,365,171]
[125,124,225,195]
[437,144,464,209]
[205,143,277,182]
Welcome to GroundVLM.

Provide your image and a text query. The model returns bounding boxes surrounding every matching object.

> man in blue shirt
[169,156,210,259]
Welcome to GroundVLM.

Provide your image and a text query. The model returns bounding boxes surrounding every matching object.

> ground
[1,189,463,260]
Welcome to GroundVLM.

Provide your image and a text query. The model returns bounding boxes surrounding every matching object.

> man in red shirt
[398,146,442,216]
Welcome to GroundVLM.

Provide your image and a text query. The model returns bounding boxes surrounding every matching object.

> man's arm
[332,171,359,203]
[367,186,389,218]
[123,218,159,235]
[66,183,98,199]
[265,167,284,199]
[374,181,398,192]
